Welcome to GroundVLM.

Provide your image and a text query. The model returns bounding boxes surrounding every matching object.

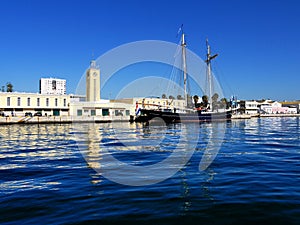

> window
[46,98,49,107]
[17,97,21,106]
[55,98,58,107]
[52,80,56,90]
[37,98,40,107]
[125,110,130,116]
[77,109,82,116]
[27,98,30,106]
[63,99,66,107]
[7,97,10,106]
[91,110,96,116]
[102,108,109,116]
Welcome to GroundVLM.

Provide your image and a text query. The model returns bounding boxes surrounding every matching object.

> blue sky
[0,0,299,101]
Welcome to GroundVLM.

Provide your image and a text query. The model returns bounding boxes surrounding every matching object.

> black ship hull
[135,109,232,123]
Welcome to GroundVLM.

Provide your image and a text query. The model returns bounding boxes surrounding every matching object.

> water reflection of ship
[135,29,232,123]
[178,167,216,215]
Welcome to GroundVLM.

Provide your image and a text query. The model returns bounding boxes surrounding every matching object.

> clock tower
[86,60,100,102]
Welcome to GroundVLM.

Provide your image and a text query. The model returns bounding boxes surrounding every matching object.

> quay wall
[0,115,132,125]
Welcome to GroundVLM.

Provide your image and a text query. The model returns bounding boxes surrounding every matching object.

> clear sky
[0,0,299,101]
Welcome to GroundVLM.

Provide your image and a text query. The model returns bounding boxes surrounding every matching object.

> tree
[169,95,175,100]
[6,82,13,92]
[212,93,219,102]
[220,98,228,109]
[162,94,167,99]
[211,93,219,110]
[187,94,193,108]
[193,95,200,108]
[202,95,208,108]
[1,86,4,92]
[177,95,183,100]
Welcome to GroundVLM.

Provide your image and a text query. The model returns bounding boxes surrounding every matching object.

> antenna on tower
[90,50,97,68]
[92,49,95,60]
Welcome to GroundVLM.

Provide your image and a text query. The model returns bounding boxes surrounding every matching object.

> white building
[261,101,297,114]
[69,61,134,119]
[70,98,134,118]
[244,100,298,115]
[0,92,70,116]
[39,78,66,95]
[245,100,259,115]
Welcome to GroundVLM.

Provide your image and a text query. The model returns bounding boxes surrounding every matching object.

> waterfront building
[111,97,186,114]
[244,100,259,115]
[0,92,70,116]
[39,78,66,95]
[70,99,133,118]
[258,100,297,114]
[68,61,134,120]
[243,100,298,115]
[281,101,300,113]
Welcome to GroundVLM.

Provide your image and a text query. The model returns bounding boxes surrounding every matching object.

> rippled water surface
[0,117,299,224]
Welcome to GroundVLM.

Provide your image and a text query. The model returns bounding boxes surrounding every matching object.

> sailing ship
[135,30,232,123]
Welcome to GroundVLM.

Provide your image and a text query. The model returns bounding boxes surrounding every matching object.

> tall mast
[205,39,218,110]
[181,32,187,107]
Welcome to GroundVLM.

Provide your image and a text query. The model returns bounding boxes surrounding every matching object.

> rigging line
[165,62,177,97]
[166,38,182,97]
[213,60,235,98]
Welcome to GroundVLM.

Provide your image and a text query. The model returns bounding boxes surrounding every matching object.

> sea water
[0,117,299,224]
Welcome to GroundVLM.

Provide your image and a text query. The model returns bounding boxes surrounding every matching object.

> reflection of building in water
[0,124,74,164]
[82,123,143,184]
[85,124,102,170]
[83,123,141,167]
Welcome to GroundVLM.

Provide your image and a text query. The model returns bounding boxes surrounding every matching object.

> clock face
[93,72,97,77]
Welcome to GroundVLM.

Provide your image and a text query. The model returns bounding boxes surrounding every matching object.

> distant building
[111,97,186,115]
[242,99,298,115]
[40,78,66,95]
[281,101,300,114]
[244,100,259,115]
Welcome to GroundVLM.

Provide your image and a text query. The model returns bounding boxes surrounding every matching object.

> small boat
[135,29,232,123]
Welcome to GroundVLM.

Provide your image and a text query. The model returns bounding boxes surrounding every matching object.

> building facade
[244,100,259,115]
[134,97,186,111]
[69,99,133,118]
[243,100,298,115]
[281,101,300,114]
[40,78,66,95]
[0,92,70,116]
